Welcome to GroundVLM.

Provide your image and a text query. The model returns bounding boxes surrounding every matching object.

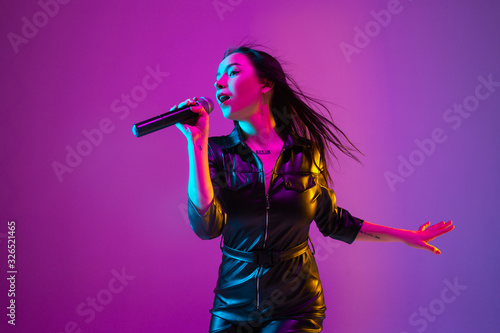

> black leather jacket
[188,123,364,322]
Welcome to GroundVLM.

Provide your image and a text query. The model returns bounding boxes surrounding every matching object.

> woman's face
[215,52,265,120]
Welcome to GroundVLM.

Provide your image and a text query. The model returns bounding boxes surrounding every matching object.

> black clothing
[209,314,324,332]
[188,123,364,327]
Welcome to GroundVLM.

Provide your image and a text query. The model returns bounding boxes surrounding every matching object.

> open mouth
[218,95,230,103]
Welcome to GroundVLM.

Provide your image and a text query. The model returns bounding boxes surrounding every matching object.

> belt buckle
[253,250,280,266]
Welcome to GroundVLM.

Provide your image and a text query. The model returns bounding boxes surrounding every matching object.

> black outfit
[188,123,364,332]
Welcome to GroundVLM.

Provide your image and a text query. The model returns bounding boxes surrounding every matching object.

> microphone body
[132,97,214,137]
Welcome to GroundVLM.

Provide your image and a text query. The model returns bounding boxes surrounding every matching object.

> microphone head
[197,97,214,114]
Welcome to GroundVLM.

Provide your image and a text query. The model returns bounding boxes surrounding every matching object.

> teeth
[219,95,230,102]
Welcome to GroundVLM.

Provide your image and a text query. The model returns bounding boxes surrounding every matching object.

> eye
[229,70,239,77]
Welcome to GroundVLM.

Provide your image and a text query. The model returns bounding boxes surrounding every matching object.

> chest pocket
[226,171,259,191]
[222,148,260,191]
[282,173,317,192]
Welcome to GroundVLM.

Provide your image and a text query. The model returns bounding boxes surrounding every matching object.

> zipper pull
[265,193,270,210]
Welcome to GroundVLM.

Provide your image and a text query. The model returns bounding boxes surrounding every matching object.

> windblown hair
[223,44,363,186]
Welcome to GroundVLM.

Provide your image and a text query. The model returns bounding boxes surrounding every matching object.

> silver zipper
[257,193,270,310]
[264,193,270,247]
[256,266,262,309]
[253,145,284,310]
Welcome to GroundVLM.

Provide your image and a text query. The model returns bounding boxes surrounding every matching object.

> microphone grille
[198,97,214,114]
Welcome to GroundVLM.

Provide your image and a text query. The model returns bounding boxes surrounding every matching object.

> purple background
[1,0,499,332]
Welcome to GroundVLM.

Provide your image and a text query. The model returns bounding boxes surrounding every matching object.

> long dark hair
[222,44,363,186]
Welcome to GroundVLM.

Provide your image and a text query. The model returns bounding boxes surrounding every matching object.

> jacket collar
[220,122,310,150]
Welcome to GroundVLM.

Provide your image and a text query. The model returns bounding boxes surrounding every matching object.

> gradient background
[1,0,499,332]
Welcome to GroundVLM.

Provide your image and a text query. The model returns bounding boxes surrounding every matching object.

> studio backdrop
[1,0,499,332]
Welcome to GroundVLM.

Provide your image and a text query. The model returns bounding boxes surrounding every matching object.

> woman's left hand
[402,220,455,255]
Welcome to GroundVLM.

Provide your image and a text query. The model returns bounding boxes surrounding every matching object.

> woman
[172,45,454,332]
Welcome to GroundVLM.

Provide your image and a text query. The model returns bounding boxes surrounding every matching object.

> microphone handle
[132,108,199,138]
[132,97,213,138]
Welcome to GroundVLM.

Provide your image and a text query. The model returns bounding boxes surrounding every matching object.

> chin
[222,108,241,121]
[222,105,255,122]
[221,108,234,120]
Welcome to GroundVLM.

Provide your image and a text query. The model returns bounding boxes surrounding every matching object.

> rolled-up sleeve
[187,195,226,240]
[187,140,227,240]
[314,174,364,244]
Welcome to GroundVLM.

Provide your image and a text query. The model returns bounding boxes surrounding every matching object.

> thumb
[425,243,441,255]
[175,123,191,137]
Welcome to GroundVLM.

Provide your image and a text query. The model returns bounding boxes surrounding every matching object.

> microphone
[132,97,214,137]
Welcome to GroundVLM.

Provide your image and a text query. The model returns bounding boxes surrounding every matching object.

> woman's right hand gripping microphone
[173,97,211,144]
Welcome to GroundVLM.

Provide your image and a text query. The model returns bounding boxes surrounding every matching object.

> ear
[260,78,274,94]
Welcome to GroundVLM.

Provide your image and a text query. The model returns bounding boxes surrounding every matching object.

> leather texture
[188,123,364,324]
[209,314,324,332]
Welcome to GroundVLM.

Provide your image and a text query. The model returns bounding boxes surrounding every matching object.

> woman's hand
[173,97,210,144]
[401,220,455,255]
[357,220,455,254]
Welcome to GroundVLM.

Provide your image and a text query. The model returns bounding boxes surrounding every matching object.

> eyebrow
[216,62,241,77]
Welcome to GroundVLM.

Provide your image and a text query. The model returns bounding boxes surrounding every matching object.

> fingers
[417,220,453,254]
[426,220,455,235]
[433,223,455,238]
[170,97,201,112]
[417,221,454,244]
[418,221,431,231]
[420,220,454,232]
[427,220,453,229]
[436,220,454,232]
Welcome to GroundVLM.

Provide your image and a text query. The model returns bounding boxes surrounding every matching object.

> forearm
[355,221,410,242]
[187,139,214,215]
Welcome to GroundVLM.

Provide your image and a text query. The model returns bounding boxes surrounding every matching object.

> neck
[238,104,284,149]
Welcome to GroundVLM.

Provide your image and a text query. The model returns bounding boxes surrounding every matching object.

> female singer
[172,45,454,333]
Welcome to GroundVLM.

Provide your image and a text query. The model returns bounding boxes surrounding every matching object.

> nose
[214,76,226,89]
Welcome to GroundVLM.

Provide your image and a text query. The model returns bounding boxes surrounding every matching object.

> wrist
[358,221,407,242]
[393,229,413,243]
[187,138,208,152]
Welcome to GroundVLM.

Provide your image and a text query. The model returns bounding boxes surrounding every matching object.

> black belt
[222,239,311,266]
